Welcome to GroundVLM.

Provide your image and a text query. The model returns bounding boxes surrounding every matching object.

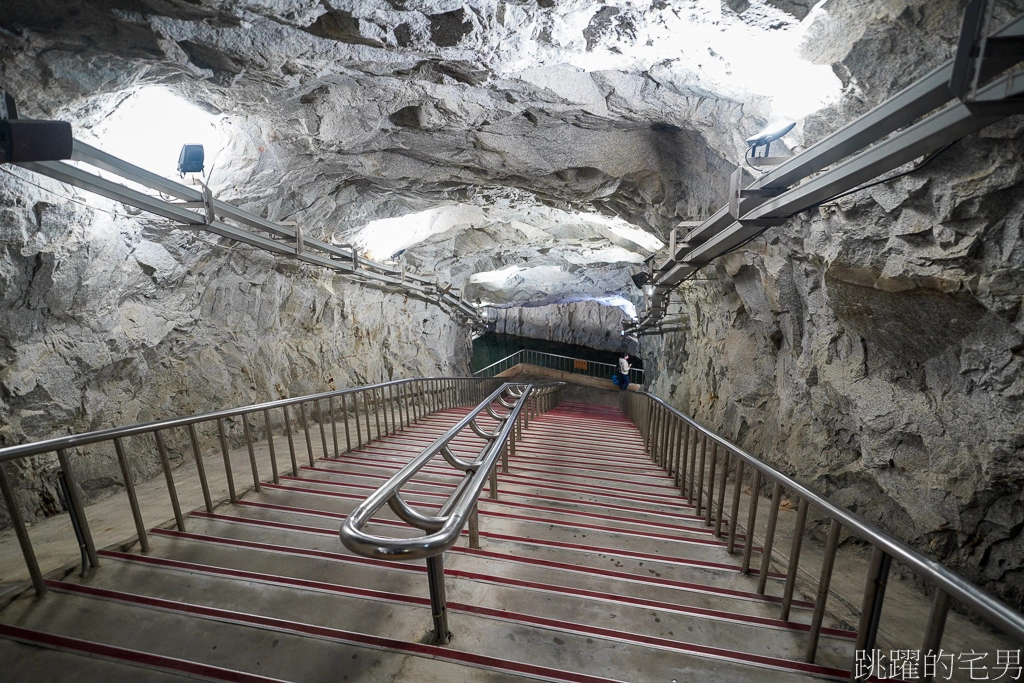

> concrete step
[21,545,853,681]
[267,470,750,550]
[0,634,205,682]
[216,485,776,588]
[178,501,818,626]
[0,583,543,682]
[99,529,856,670]
[0,399,862,681]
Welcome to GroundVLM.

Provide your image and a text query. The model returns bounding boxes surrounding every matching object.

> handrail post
[0,462,47,596]
[757,482,783,594]
[186,426,214,513]
[469,503,480,549]
[921,589,952,683]
[705,443,718,526]
[114,437,150,551]
[372,389,383,442]
[242,415,262,490]
[353,394,364,448]
[340,392,352,452]
[317,399,330,456]
[426,555,451,645]
[741,469,761,574]
[263,409,281,481]
[678,423,689,489]
[489,454,499,500]
[300,402,316,464]
[805,519,843,663]
[378,387,388,436]
[852,546,892,679]
[714,450,728,537]
[217,418,237,503]
[687,430,699,503]
[55,448,101,569]
[389,385,398,433]
[780,498,808,620]
[329,396,340,457]
[727,459,744,554]
[363,391,373,444]
[151,433,185,532]
[695,434,708,516]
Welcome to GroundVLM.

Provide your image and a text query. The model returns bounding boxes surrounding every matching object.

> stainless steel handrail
[15,139,483,324]
[0,376,504,597]
[629,6,1024,335]
[474,349,645,384]
[0,377,470,463]
[340,383,527,560]
[621,390,1024,677]
[340,381,564,643]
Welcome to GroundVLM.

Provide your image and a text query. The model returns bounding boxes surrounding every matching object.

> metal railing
[621,391,1024,678]
[10,138,483,325]
[0,376,505,597]
[473,349,644,386]
[340,381,563,644]
[629,4,1024,335]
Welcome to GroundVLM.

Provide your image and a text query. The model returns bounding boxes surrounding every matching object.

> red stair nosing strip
[413,416,641,438]
[169,511,806,610]
[399,423,647,450]
[260,481,755,552]
[0,622,287,683]
[359,442,670,481]
[381,432,653,463]
[128,530,849,638]
[189,510,780,578]
[304,463,711,523]
[375,436,667,475]
[282,472,745,539]
[382,435,659,470]
[319,455,700,510]
[39,580,622,683]
[47,575,852,681]
[330,449,690,502]
[151,523,802,611]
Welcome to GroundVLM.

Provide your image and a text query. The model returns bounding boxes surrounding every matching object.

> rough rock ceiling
[0,0,992,309]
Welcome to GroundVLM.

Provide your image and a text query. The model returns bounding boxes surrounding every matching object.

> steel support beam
[631,10,1024,334]
[16,146,481,320]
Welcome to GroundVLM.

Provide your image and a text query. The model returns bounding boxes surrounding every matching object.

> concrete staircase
[0,400,860,681]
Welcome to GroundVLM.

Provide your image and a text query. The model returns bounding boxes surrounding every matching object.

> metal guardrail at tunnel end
[620,390,1024,679]
[0,376,507,598]
[628,1,1024,336]
[339,381,564,644]
[473,349,645,387]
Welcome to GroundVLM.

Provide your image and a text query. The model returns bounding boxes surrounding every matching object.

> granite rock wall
[491,300,639,354]
[642,116,1024,608]
[0,171,470,527]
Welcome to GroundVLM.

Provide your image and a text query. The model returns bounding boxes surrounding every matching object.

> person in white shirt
[617,353,631,391]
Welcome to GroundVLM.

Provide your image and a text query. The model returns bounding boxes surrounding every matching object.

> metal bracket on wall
[728,168,788,224]
[950,0,1024,114]
[625,5,1024,335]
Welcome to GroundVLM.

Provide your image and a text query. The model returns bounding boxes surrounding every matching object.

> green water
[472,334,642,374]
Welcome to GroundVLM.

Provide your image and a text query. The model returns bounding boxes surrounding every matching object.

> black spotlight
[0,90,73,164]
[177,144,205,174]
[631,272,650,289]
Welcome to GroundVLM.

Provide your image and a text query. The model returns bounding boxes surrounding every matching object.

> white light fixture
[88,87,228,178]
[746,121,796,158]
